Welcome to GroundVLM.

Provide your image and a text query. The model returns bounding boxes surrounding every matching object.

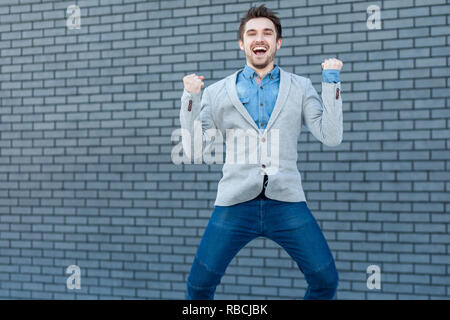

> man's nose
[256,32,265,42]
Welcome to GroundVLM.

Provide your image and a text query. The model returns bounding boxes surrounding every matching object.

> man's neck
[247,62,275,81]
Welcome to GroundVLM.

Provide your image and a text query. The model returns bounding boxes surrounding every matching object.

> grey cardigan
[179,66,343,206]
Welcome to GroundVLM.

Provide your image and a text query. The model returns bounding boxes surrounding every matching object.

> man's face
[238,17,282,70]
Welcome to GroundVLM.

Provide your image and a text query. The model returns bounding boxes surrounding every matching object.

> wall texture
[0,0,449,299]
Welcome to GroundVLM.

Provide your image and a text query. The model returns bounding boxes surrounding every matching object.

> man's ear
[276,38,282,50]
[238,39,244,51]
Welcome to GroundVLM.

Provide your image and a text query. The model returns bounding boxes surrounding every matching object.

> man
[180,5,343,300]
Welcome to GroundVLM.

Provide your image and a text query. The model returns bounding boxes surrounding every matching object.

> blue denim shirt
[236,64,340,130]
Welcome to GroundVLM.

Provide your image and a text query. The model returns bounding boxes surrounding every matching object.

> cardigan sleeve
[301,78,343,147]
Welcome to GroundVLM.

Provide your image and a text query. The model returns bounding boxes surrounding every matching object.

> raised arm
[179,74,218,163]
[302,58,343,147]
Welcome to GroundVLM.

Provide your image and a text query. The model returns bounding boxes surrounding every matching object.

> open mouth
[252,46,268,57]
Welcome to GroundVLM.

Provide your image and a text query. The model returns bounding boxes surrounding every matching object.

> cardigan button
[261,137,266,142]
[261,164,266,169]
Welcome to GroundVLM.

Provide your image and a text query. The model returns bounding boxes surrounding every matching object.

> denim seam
[187,279,216,290]
[308,258,335,275]
[194,254,223,277]
[259,198,263,235]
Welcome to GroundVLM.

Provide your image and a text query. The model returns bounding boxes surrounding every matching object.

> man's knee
[186,256,223,299]
[307,260,339,290]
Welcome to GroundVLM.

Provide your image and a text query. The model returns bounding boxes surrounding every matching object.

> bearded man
[180,4,344,300]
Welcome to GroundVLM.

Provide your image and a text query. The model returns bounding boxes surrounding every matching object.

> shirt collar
[242,63,280,81]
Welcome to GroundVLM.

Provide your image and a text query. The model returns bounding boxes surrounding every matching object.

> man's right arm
[179,83,218,163]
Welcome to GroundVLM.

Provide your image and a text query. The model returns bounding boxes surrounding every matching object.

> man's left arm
[302,58,344,147]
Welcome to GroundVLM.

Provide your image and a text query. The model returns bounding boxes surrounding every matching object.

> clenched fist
[183,73,205,94]
[322,58,343,71]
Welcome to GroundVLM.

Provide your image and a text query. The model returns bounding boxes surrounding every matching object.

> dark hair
[238,4,282,42]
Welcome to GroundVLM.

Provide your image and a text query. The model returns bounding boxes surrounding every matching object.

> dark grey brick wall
[0,0,449,299]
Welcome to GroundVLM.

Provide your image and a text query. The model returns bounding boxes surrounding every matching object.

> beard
[245,48,275,69]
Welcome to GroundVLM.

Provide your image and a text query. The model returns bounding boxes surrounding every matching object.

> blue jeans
[186,192,339,300]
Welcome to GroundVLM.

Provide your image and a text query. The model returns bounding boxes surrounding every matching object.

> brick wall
[0,0,449,299]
